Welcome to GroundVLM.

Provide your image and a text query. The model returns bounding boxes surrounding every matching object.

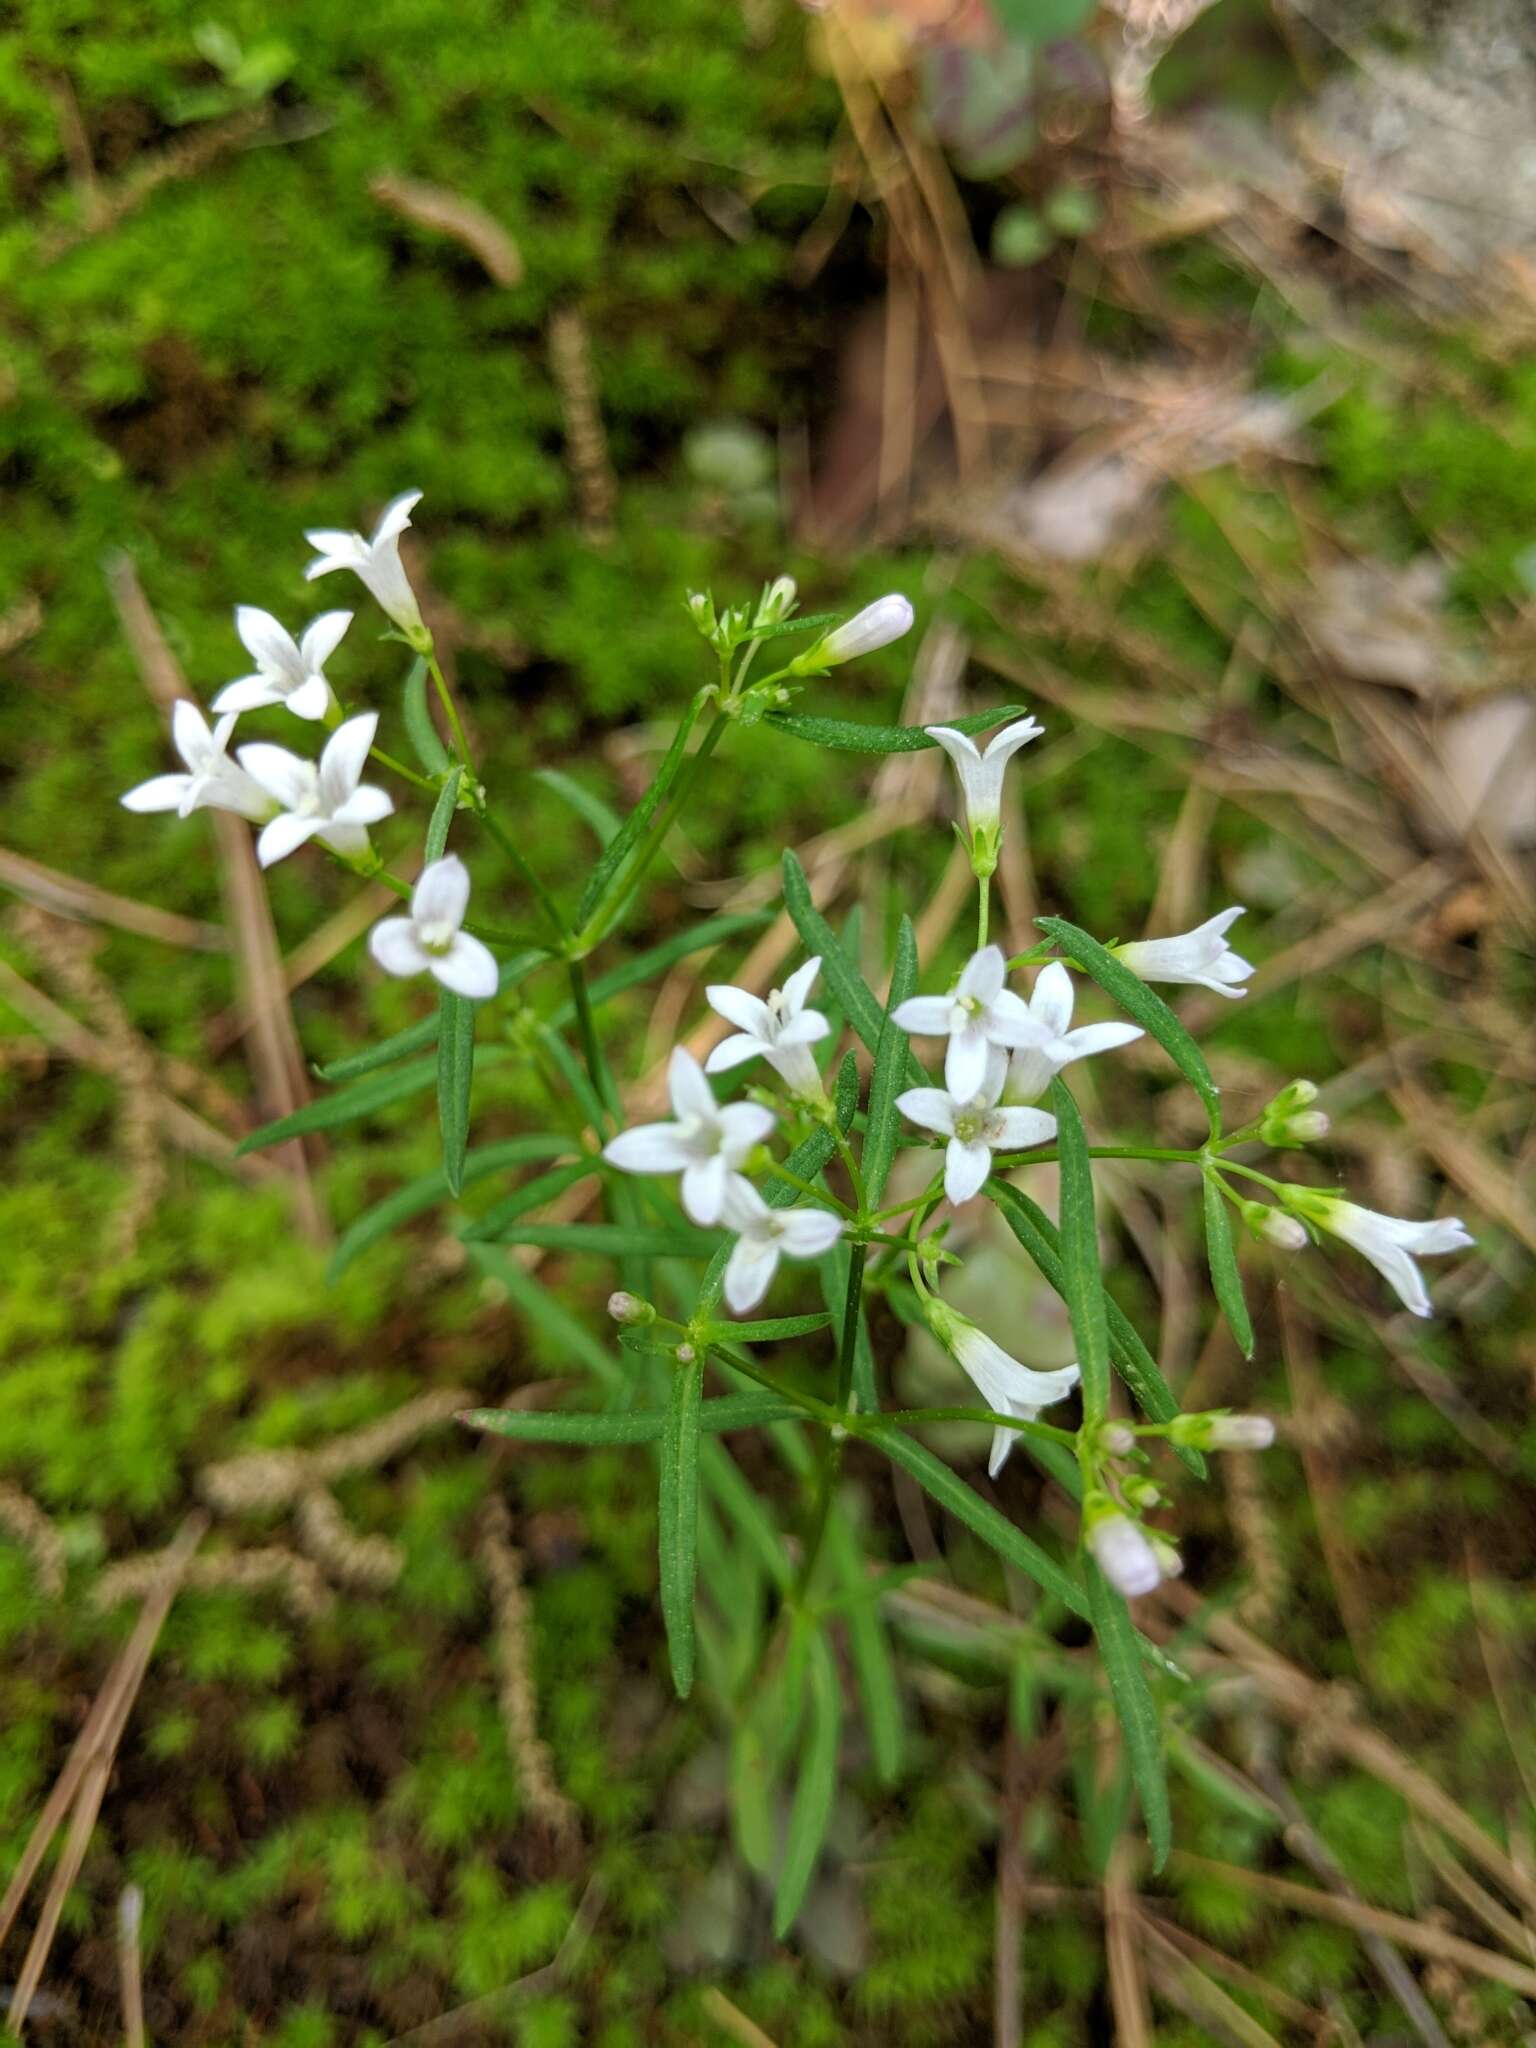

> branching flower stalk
[122,500,1477,1916]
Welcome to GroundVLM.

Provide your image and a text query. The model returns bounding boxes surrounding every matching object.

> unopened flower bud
[1285,1110,1330,1142]
[1207,1413,1277,1451]
[1149,1537,1183,1581]
[1099,1422,1136,1457]
[1085,1506,1161,1599]
[685,590,715,637]
[797,593,914,670]
[675,1343,697,1364]
[1261,1209,1308,1251]
[754,575,797,629]
[1123,1476,1163,1511]
[607,1292,656,1327]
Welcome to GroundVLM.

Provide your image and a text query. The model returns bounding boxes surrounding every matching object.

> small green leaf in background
[1202,1173,1255,1359]
[772,1625,842,1935]
[783,852,924,1084]
[862,914,918,1206]
[315,952,545,1081]
[658,1352,704,1698]
[329,1133,574,1279]
[462,1393,801,1446]
[765,703,1031,756]
[436,990,476,1197]
[1049,1077,1111,1422]
[402,656,452,776]
[477,1220,718,1258]
[829,1506,904,1786]
[577,695,700,927]
[708,1312,833,1343]
[239,1046,506,1150]
[1037,914,1221,1134]
[533,767,619,846]
[1085,1559,1172,1872]
[423,766,462,863]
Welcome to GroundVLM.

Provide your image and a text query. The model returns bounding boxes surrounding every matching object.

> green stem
[575,706,727,951]
[370,745,438,792]
[765,1161,853,1215]
[986,1143,1205,1170]
[1214,1157,1292,1197]
[873,1407,1078,1447]
[791,1239,866,1603]
[426,650,475,770]
[976,875,990,951]
[567,960,618,1130]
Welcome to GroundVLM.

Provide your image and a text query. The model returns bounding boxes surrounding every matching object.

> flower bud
[1285,1110,1330,1142]
[1099,1422,1136,1457]
[1207,1413,1276,1451]
[1122,1476,1163,1511]
[685,590,715,638]
[1261,1209,1308,1251]
[1149,1537,1184,1581]
[1086,1509,1162,1599]
[796,594,914,670]
[607,1291,656,1326]
[754,575,797,629]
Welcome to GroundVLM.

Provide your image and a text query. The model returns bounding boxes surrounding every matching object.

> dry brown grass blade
[40,105,270,264]
[1413,1822,1536,1964]
[698,1988,781,2048]
[993,1720,1030,2048]
[1104,1835,1152,2047]
[0,845,224,950]
[104,551,328,1247]
[2,1512,206,2031]
[369,172,523,285]
[1277,1291,1375,1665]
[1390,1076,1536,1256]
[1173,1853,1536,1998]
[1138,1910,1322,2032]
[382,1878,603,2047]
[1138,1918,1283,2048]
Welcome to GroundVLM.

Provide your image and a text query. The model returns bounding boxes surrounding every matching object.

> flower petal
[256,812,322,867]
[778,956,822,1014]
[724,1236,779,1314]
[957,945,1006,1004]
[924,724,982,768]
[1030,960,1075,1038]
[235,606,301,680]
[412,854,471,935]
[891,995,954,1037]
[120,773,191,814]
[681,1153,729,1225]
[944,1136,992,1205]
[990,1107,1057,1150]
[717,1101,777,1156]
[980,715,1044,766]
[284,673,333,722]
[212,675,281,715]
[1056,1021,1143,1065]
[318,712,379,808]
[944,1022,991,1101]
[706,984,773,1039]
[603,1123,693,1175]
[705,1034,765,1075]
[369,917,432,979]
[371,489,423,545]
[777,1207,844,1257]
[299,609,353,672]
[895,1087,958,1137]
[237,742,313,811]
[777,1009,830,1047]
[667,1046,716,1123]
[332,783,394,827]
[431,933,499,1000]
[170,698,214,768]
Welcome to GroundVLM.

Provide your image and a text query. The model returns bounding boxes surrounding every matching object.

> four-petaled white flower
[305,490,426,642]
[213,606,352,722]
[929,1302,1080,1478]
[892,945,1035,1100]
[1087,1510,1162,1598]
[925,717,1044,874]
[368,855,497,1000]
[1114,906,1253,999]
[798,593,914,670]
[721,1179,844,1315]
[1004,960,1145,1104]
[897,1066,1056,1205]
[120,700,271,822]
[1295,1193,1472,1319]
[706,957,830,1101]
[238,711,395,867]
[602,1047,775,1226]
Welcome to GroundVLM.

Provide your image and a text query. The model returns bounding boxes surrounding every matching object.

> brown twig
[370,172,523,285]
[0,845,224,950]
[548,307,616,545]
[478,1496,578,1845]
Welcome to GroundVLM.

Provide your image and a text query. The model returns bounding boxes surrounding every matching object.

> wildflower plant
[121,497,1475,1923]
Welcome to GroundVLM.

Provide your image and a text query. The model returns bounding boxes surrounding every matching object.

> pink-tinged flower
[120,700,270,823]
[602,1047,775,1227]
[892,945,1035,1100]
[304,490,426,643]
[238,712,394,867]
[1113,906,1253,999]
[720,1179,843,1314]
[705,956,830,1101]
[1003,960,1144,1104]
[368,855,497,1000]
[1086,1511,1162,1598]
[212,607,352,722]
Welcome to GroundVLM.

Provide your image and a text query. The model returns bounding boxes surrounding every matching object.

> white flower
[896,1063,1056,1205]
[1113,906,1253,1000]
[304,490,426,642]
[925,717,1044,873]
[721,1179,843,1314]
[1298,1193,1473,1319]
[892,945,1035,1100]
[802,594,914,667]
[929,1302,1079,1478]
[602,1047,775,1226]
[368,855,497,1000]
[212,607,352,722]
[120,700,271,823]
[238,711,395,867]
[705,957,830,1100]
[1003,960,1145,1104]
[1087,1512,1162,1598]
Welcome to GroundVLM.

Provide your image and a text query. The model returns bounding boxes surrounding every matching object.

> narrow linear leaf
[862,914,918,1205]
[766,704,1031,755]
[315,952,545,1081]
[658,1354,704,1697]
[436,990,476,1196]
[534,1022,609,1138]
[546,911,773,1030]
[240,1046,507,1152]
[772,1627,842,1935]
[820,1239,876,1414]
[458,1160,598,1242]
[782,851,925,1083]
[741,608,843,645]
[829,1510,904,1786]
[833,1047,861,1134]
[328,1135,575,1280]
[423,766,463,864]
[1202,1173,1255,1359]
[707,1312,833,1343]
[699,1438,795,1590]
[533,767,619,846]
[730,1708,779,1878]
[1049,1077,1111,1422]
[464,1244,621,1389]
[402,656,453,776]
[486,1221,719,1258]
[863,1421,1089,1619]
[1086,1559,1172,1871]
[577,695,700,927]
[462,1394,802,1445]
[988,1183,1205,1478]
[1037,914,1221,1133]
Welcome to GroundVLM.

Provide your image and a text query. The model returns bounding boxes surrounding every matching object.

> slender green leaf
[1202,1173,1255,1358]
[1086,1558,1172,1871]
[862,1421,1089,1618]
[436,991,476,1197]
[772,1627,842,1935]
[820,1238,876,1413]
[463,1393,802,1445]
[730,1700,779,1877]
[314,953,545,1081]
[239,1047,506,1152]
[483,1221,718,1258]
[782,851,925,1083]
[707,1312,833,1343]
[533,767,619,846]
[465,1244,621,1389]
[699,1439,795,1589]
[402,656,452,776]
[1036,914,1221,1132]
[1049,1077,1110,1421]
[458,1161,598,1243]
[546,912,772,1030]
[424,767,463,864]
[534,1022,608,1137]
[742,609,842,644]
[829,1510,904,1786]
[766,704,1031,755]
[328,1135,575,1280]
[659,1354,704,1697]
[833,1047,861,1133]
[577,696,700,927]
[862,915,917,1205]
[987,1182,1204,1477]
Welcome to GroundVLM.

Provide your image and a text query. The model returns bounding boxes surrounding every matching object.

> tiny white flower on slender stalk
[212,607,352,722]
[721,1179,843,1314]
[925,717,1044,877]
[368,855,497,999]
[927,1300,1080,1478]
[602,1047,775,1226]
[706,957,830,1101]
[304,490,427,645]
[896,1065,1056,1205]
[1290,1191,1472,1319]
[1113,906,1253,999]
[892,945,1035,1100]
[1085,1507,1162,1598]
[120,700,271,822]
[238,711,394,867]
[794,593,914,670]
[1003,960,1144,1105]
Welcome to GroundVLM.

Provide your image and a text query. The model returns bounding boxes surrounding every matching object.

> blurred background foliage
[2,0,1536,2040]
